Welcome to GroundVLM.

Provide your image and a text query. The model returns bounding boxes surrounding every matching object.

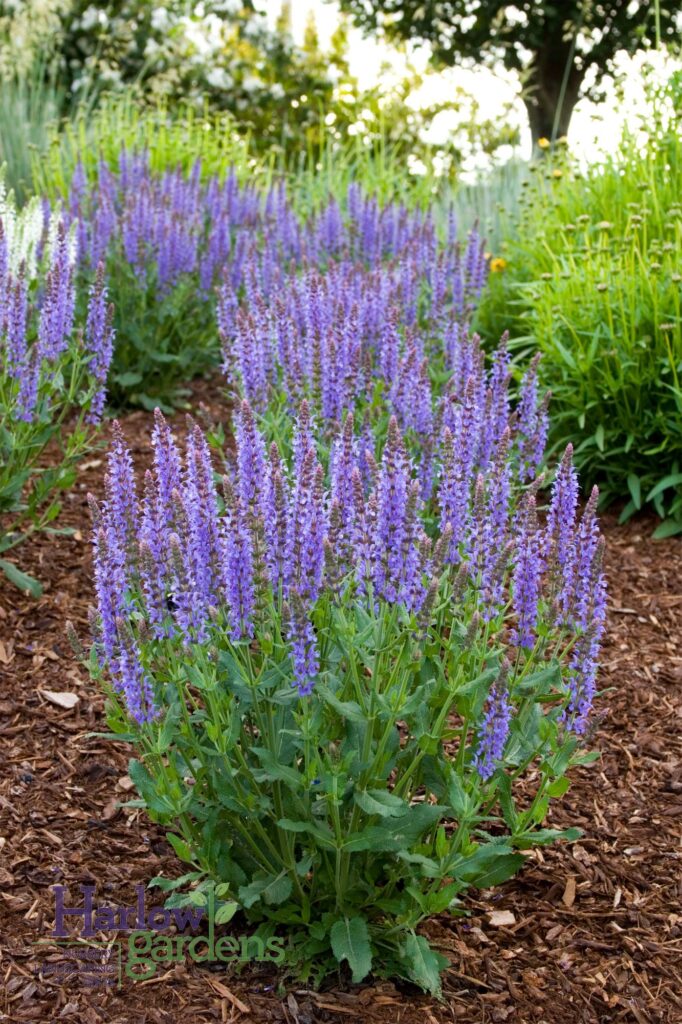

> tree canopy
[335,1,682,143]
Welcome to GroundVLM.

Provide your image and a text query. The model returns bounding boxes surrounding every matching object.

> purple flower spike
[473,660,512,781]
[517,354,550,481]
[285,445,327,604]
[152,408,183,530]
[105,421,139,565]
[220,475,256,642]
[571,486,602,629]
[263,443,290,589]
[287,590,319,696]
[510,493,544,650]
[85,263,115,423]
[114,617,157,725]
[234,399,267,515]
[563,547,606,733]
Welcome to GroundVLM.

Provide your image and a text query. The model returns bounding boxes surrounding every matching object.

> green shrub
[477,84,682,535]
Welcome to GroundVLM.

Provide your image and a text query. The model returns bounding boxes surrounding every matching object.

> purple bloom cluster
[0,218,114,423]
[91,404,607,768]
[218,223,487,439]
[63,153,488,322]
[473,660,512,781]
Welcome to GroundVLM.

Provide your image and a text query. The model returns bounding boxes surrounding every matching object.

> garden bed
[0,385,680,1024]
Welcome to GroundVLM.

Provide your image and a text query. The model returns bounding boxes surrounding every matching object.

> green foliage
[33,95,256,202]
[100,262,217,413]
[477,78,682,532]
[97,584,588,993]
[0,325,101,595]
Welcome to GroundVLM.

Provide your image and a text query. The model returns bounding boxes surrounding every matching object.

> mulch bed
[1,382,681,1024]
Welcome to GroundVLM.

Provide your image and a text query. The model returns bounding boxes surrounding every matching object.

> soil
[1,380,681,1024]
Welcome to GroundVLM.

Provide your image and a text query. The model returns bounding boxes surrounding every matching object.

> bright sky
[261,0,677,170]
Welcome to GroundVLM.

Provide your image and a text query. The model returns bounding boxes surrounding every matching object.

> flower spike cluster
[91,406,607,770]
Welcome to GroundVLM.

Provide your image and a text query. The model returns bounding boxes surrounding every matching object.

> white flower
[241,75,262,92]
[151,7,170,32]
[80,6,104,32]
[270,83,284,100]
[206,67,232,90]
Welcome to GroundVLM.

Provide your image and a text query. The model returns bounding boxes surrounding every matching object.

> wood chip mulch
[1,386,681,1024]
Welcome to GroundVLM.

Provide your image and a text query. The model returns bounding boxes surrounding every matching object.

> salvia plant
[85,381,606,994]
[0,198,114,594]
[218,203,488,468]
[59,152,487,411]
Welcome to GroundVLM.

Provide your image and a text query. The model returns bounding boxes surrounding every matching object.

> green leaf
[321,690,366,723]
[343,804,445,853]
[214,901,239,925]
[0,559,42,597]
[626,474,642,510]
[652,518,682,539]
[353,788,408,818]
[646,473,682,501]
[128,758,173,816]
[594,424,605,452]
[113,370,143,387]
[239,872,293,908]
[166,832,194,864]
[447,773,472,819]
[252,748,303,791]
[512,827,581,849]
[546,777,571,798]
[399,932,447,996]
[455,844,526,889]
[330,916,372,984]
[277,818,337,850]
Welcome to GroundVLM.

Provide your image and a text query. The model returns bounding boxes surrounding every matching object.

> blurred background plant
[476,70,682,535]
[1,0,518,199]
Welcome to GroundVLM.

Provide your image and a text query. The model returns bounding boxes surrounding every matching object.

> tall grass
[34,93,470,213]
[0,61,63,202]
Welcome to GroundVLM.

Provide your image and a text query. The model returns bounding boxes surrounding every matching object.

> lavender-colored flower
[477,429,512,618]
[372,417,424,610]
[4,271,28,376]
[329,412,359,556]
[220,475,256,641]
[510,493,544,650]
[85,262,115,423]
[90,519,122,665]
[284,445,327,604]
[151,408,183,530]
[438,376,478,556]
[104,421,139,564]
[563,557,606,733]
[114,617,157,725]
[571,486,602,629]
[235,399,267,515]
[37,223,75,361]
[287,590,319,696]
[473,660,512,780]
[182,423,220,628]
[517,354,550,481]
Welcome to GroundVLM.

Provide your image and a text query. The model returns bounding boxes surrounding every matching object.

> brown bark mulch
[1,386,681,1024]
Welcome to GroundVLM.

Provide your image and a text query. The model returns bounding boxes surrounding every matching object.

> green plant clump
[478,77,682,534]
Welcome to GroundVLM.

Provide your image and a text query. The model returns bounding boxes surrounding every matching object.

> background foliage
[477,72,682,534]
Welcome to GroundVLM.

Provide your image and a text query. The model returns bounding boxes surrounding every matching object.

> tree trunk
[523,42,584,150]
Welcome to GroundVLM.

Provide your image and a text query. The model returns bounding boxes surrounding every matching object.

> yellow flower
[538,137,551,149]
[552,169,563,178]
[490,257,508,273]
